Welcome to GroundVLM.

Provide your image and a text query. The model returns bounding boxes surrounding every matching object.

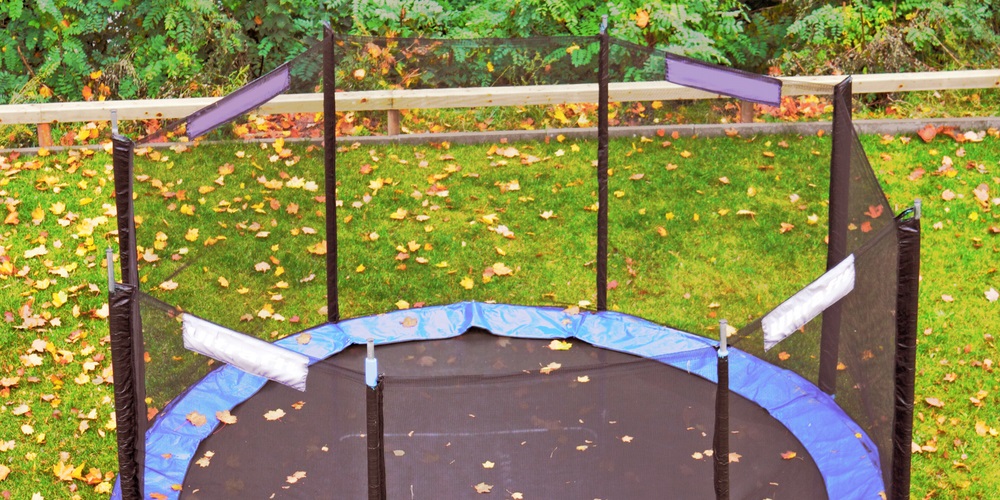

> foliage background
[2,0,999,104]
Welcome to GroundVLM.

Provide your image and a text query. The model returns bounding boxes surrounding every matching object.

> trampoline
[108,25,921,500]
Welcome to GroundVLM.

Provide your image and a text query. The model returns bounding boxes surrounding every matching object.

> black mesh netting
[179,329,825,499]
[137,293,216,419]
[334,35,665,92]
[729,89,899,487]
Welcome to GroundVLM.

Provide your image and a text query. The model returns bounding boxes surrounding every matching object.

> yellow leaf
[482,461,495,469]
[218,276,229,288]
[460,277,474,290]
[401,316,418,328]
[548,339,573,351]
[50,202,66,215]
[0,464,8,481]
[52,290,67,307]
[184,227,199,242]
[473,482,493,494]
[31,206,44,224]
[389,208,408,220]
[356,264,366,273]
[395,300,410,310]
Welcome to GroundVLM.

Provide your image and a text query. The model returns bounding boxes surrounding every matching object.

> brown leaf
[473,482,493,494]
[215,410,238,425]
[916,124,938,143]
[186,411,207,427]
[925,397,945,408]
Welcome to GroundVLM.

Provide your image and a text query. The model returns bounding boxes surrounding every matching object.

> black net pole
[818,77,852,395]
[108,284,140,500]
[111,135,146,498]
[324,24,340,323]
[891,203,921,500]
[367,375,386,500]
[596,19,610,312]
[713,320,730,500]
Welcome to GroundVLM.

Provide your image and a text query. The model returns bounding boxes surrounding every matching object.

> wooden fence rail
[2,69,999,145]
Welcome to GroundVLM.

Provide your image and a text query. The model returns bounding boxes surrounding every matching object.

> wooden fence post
[387,110,401,136]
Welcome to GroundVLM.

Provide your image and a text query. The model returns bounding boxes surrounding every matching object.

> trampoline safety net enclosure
[108,26,921,500]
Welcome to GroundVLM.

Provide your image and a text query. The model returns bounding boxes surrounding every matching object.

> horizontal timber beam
[1,69,998,126]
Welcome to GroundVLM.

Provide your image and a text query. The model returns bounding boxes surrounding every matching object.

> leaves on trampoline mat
[781,451,797,460]
[577,375,590,383]
[621,435,633,443]
[215,411,237,425]
[291,401,306,410]
[691,451,704,460]
[186,411,207,427]
[401,316,418,328]
[195,451,214,468]
[547,339,572,351]
[286,471,307,484]
[728,452,742,463]
[297,333,312,345]
[539,362,562,375]
[473,482,493,494]
[482,461,495,469]
[264,408,286,421]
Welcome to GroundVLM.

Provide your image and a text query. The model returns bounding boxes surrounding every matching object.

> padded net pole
[111,135,146,499]
[596,16,610,311]
[714,319,730,500]
[818,77,852,395]
[366,339,386,500]
[891,200,921,500]
[324,23,340,323]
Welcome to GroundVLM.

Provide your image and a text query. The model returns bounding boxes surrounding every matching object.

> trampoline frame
[108,25,921,500]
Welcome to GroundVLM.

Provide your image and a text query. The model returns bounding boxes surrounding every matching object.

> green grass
[0,130,998,498]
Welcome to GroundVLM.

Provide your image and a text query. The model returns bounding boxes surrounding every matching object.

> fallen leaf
[548,339,572,351]
[215,411,238,425]
[401,317,418,328]
[986,288,999,303]
[539,362,562,375]
[473,482,493,494]
[781,451,797,460]
[460,277,474,290]
[482,461,495,469]
[186,411,207,427]
[286,471,307,484]
[925,397,945,408]
[264,408,286,421]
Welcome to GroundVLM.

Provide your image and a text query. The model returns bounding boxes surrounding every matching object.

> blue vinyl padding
[115,302,885,499]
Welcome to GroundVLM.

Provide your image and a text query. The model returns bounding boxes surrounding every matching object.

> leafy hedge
[1,0,998,104]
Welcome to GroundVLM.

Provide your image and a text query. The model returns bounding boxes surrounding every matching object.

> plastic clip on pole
[914,198,922,220]
[111,110,119,136]
[600,14,608,34]
[365,338,378,388]
[106,247,115,293]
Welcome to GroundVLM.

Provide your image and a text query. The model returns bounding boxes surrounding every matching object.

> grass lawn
[0,129,997,498]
